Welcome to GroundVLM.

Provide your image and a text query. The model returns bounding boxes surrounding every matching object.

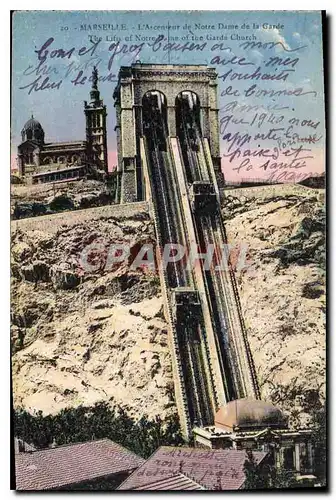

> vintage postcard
[11,10,326,491]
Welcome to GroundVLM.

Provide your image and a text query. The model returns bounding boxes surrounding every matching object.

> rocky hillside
[223,184,325,425]
[11,184,326,427]
[11,179,115,219]
[11,204,175,420]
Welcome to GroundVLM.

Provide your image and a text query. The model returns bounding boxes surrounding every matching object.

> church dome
[215,399,287,431]
[21,115,44,144]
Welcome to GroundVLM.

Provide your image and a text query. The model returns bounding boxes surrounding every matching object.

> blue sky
[12,10,325,180]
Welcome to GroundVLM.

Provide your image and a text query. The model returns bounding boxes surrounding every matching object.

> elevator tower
[113,64,224,203]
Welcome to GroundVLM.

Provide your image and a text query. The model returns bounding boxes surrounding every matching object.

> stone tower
[112,64,259,439]
[84,67,108,172]
[17,116,45,177]
[113,63,224,203]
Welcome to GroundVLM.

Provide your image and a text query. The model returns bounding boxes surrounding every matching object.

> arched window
[142,90,167,151]
[175,91,202,182]
[175,90,201,132]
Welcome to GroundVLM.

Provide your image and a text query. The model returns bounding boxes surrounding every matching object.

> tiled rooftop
[15,438,145,490]
[133,473,205,490]
[118,446,267,490]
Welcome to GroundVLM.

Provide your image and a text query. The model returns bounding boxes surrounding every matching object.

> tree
[13,402,184,459]
[311,401,327,485]
[243,449,269,490]
[243,449,300,490]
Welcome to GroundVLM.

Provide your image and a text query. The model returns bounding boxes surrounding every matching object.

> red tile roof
[15,439,145,490]
[118,446,267,491]
[133,473,205,490]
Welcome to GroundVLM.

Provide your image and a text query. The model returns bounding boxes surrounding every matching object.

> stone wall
[222,183,325,203]
[11,202,149,235]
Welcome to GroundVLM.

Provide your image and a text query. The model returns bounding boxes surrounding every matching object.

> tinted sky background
[12,10,325,181]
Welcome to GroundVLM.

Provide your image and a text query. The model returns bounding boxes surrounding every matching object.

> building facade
[17,67,108,184]
[193,399,316,484]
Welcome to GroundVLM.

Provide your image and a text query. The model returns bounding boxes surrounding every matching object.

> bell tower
[84,67,108,172]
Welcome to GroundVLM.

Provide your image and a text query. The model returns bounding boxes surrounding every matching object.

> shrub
[13,402,183,458]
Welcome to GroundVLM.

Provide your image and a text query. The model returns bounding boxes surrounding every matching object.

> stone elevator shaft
[114,64,259,438]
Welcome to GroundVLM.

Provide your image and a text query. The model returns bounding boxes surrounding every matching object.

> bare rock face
[11,180,115,219]
[11,207,175,420]
[223,185,325,425]
[11,184,326,428]
[50,264,81,290]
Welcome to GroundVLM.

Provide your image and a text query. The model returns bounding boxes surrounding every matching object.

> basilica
[17,68,108,184]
